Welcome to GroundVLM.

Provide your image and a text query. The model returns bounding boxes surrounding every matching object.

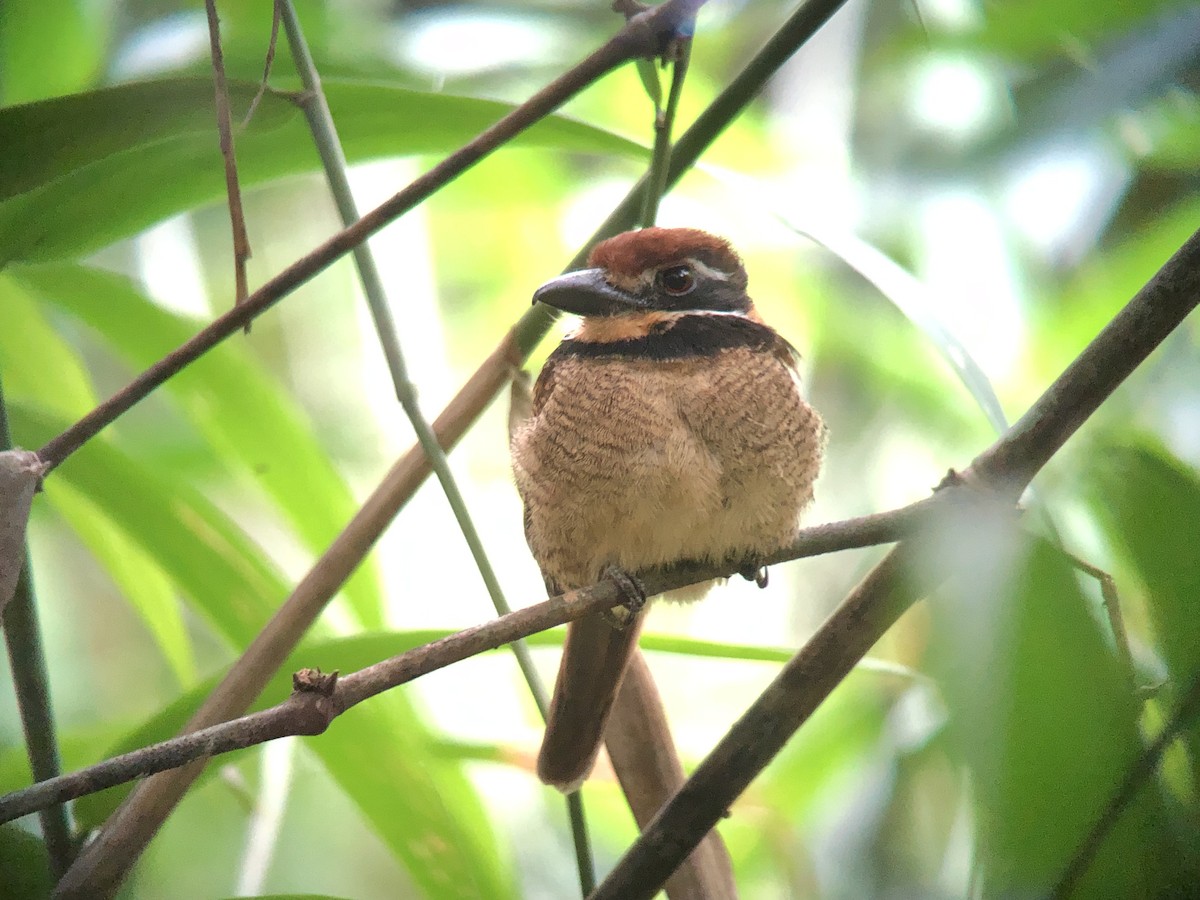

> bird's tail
[537,611,644,793]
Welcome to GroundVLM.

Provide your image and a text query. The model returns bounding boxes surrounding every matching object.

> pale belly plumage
[512,346,825,599]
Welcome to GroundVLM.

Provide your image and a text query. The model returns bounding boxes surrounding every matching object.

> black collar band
[556,313,780,361]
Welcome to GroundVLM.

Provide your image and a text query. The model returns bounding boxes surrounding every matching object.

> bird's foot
[599,565,647,630]
[738,561,769,589]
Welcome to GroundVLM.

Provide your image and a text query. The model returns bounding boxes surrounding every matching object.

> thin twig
[241,0,283,129]
[203,0,253,313]
[589,225,1200,900]
[0,379,73,877]
[35,0,706,475]
[0,500,929,824]
[640,37,691,227]
[1058,549,1137,695]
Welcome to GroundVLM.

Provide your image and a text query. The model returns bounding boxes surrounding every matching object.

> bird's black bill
[532,268,644,316]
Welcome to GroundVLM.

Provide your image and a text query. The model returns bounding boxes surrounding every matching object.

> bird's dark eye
[659,265,695,295]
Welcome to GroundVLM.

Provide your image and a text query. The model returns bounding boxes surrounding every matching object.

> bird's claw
[739,562,769,589]
[599,565,646,630]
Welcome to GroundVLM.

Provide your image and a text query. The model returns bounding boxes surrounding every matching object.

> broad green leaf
[6,402,293,648]
[1087,440,1200,786]
[317,695,512,899]
[75,627,914,893]
[780,219,1009,434]
[925,521,1178,895]
[0,823,52,898]
[75,632,514,899]
[0,77,647,262]
[1040,197,1200,378]
[1134,88,1200,170]
[74,632,445,823]
[740,676,890,860]
[0,273,96,421]
[0,0,110,105]
[0,284,197,682]
[13,262,384,629]
[46,482,196,686]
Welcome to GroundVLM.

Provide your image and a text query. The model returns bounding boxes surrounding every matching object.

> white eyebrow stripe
[688,258,731,281]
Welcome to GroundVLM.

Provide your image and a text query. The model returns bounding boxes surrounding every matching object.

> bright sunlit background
[2,0,1200,897]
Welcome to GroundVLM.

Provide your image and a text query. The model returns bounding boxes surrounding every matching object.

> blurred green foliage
[1,0,1199,897]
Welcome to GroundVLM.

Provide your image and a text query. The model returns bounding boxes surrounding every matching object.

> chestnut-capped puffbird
[512,227,826,792]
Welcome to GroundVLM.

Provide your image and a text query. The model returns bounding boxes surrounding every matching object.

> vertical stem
[203,0,253,309]
[0,379,73,876]
[276,1,592,888]
[639,40,692,228]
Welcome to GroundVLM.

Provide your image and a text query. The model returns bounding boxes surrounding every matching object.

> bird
[511,226,826,792]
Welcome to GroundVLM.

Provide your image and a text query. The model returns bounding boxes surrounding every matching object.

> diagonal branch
[0,501,928,824]
[589,225,1200,900]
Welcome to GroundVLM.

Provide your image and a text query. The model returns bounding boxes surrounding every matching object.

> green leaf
[0,273,96,421]
[76,626,914,893]
[317,696,512,899]
[925,521,1179,895]
[780,221,1009,434]
[0,823,52,898]
[0,76,647,262]
[12,261,385,629]
[1037,197,1200,382]
[1131,87,1200,170]
[72,629,554,825]
[1087,439,1200,785]
[0,0,110,105]
[6,402,292,648]
[75,632,514,899]
[45,481,196,686]
[0,277,194,681]
[755,674,891,824]
[635,58,663,110]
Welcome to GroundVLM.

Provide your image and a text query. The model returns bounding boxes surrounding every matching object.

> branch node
[293,667,339,696]
[289,668,341,735]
